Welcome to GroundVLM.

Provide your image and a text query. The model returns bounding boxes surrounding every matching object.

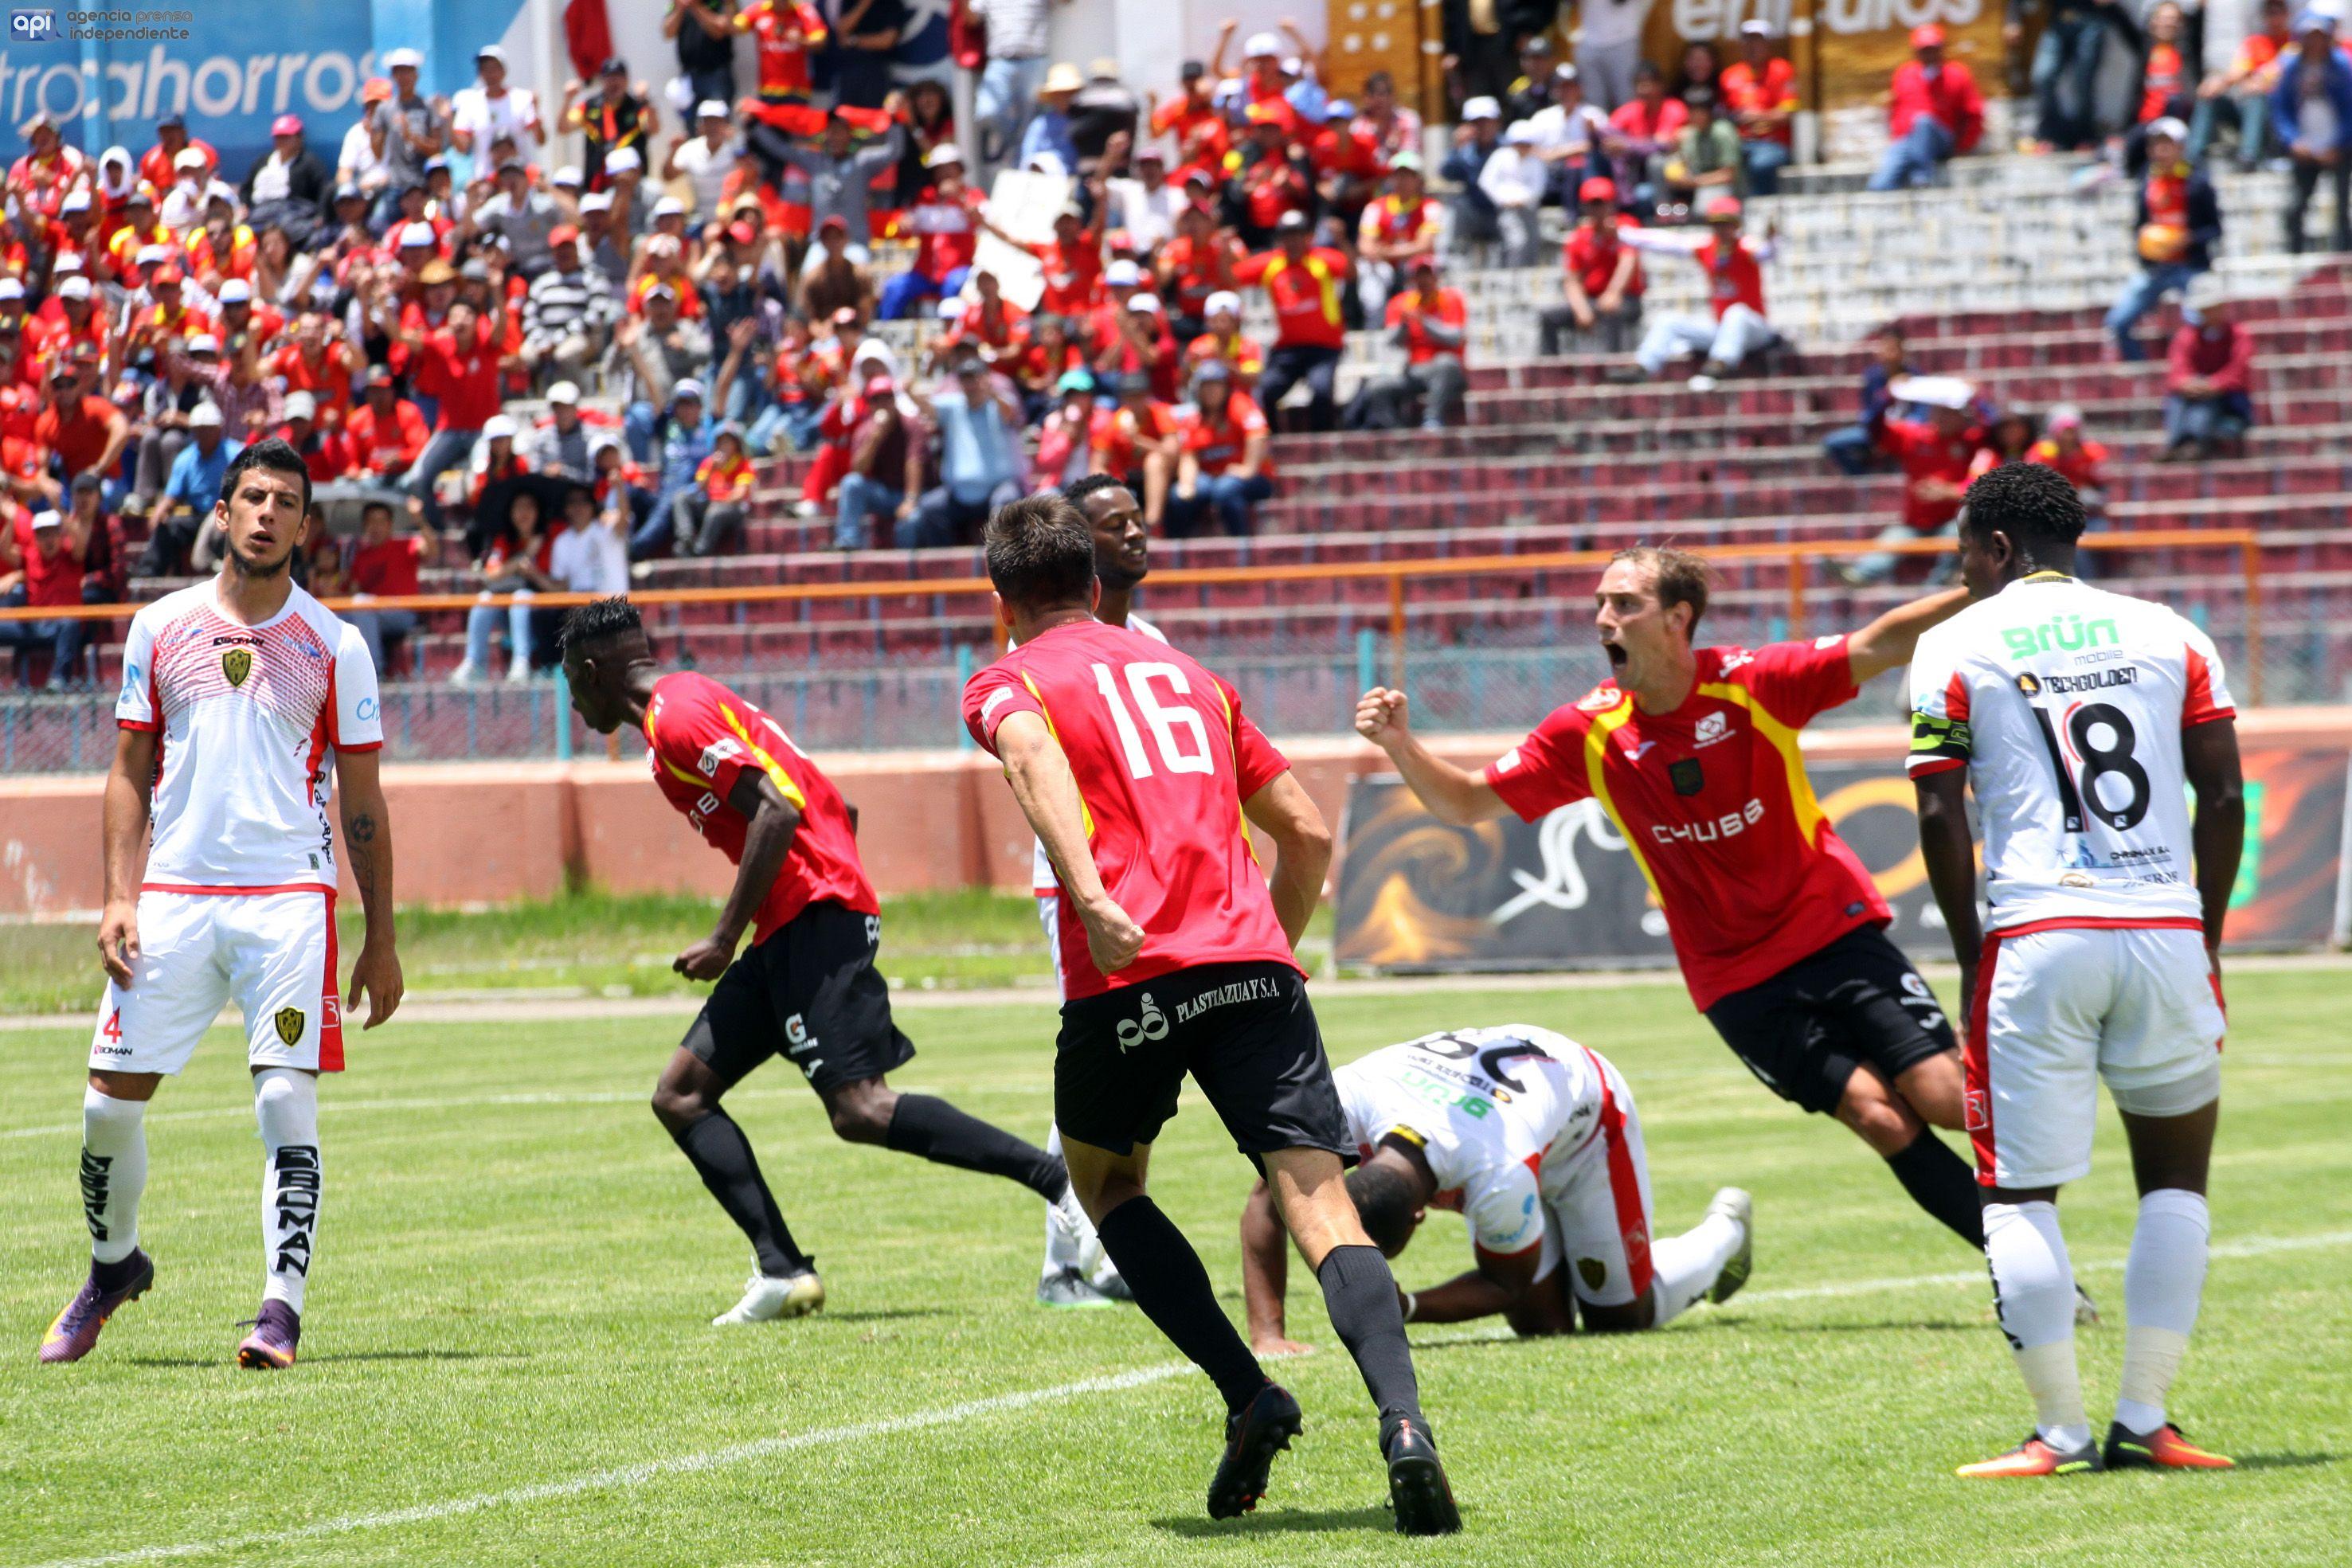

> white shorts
[89,886,343,1077]
[1533,1054,1656,1309]
[1966,921,2223,1191]
[1037,892,1063,1002]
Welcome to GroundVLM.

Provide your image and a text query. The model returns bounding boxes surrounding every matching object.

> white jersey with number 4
[116,581,384,891]
[1906,573,2233,933]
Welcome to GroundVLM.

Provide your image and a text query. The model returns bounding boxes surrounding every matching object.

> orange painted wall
[6,710,2347,919]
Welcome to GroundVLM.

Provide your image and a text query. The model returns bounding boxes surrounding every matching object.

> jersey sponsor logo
[222,647,253,687]
[699,737,745,777]
[1669,757,1704,796]
[2015,672,2041,695]
[2001,613,2119,661]
[980,687,1016,723]
[1963,1085,1990,1132]
[269,1144,320,1278]
[1172,975,1282,1024]
[1486,1195,1539,1249]
[272,1007,304,1045]
[119,663,141,705]
[78,1150,117,1241]
[1650,797,1767,845]
[2039,666,2141,695]
[1693,711,1728,746]
[355,696,379,722]
[1117,991,1172,1051]
[1814,635,1842,650]
[1575,685,1623,713]
[1490,746,1523,774]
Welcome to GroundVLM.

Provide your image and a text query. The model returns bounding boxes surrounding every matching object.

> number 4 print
[2028,699,2150,833]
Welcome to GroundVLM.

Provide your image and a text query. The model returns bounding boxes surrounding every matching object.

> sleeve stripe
[1906,755,1967,776]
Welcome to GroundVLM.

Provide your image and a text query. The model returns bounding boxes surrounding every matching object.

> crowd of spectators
[0,3,2299,691]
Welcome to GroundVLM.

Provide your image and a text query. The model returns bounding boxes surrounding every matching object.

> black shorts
[1701,924,1957,1116]
[683,900,914,1096]
[1054,960,1351,1168]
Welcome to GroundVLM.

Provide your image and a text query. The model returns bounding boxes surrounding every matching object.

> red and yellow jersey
[1176,391,1271,478]
[1090,399,1180,475]
[642,670,878,944]
[695,450,756,502]
[1382,287,1466,365]
[1184,330,1263,387]
[1358,194,1440,250]
[1233,246,1350,350]
[2026,437,2110,491]
[1483,639,1886,1010]
[185,222,256,285]
[738,0,828,99]
[1718,57,1798,145]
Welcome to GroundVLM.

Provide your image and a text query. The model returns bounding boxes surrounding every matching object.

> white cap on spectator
[0,278,22,302]
[2184,272,2227,315]
[925,143,965,169]
[135,243,170,266]
[1127,291,1163,314]
[937,296,965,319]
[645,233,682,256]
[284,390,317,420]
[189,402,224,428]
[1243,30,1280,57]
[580,191,612,213]
[398,220,437,248]
[2147,115,2189,143]
[1504,122,1537,145]
[384,46,423,69]
[57,276,91,300]
[1888,373,1975,411]
[1203,289,1241,317]
[186,334,221,354]
[644,279,678,299]
[1462,96,1501,121]
[554,164,584,187]
[673,377,706,403]
[483,413,519,440]
[1105,259,1143,287]
[653,195,687,219]
[547,379,581,404]
[698,100,730,120]
[666,75,699,112]
[29,508,60,530]
[174,147,207,170]
[61,189,90,213]
[217,278,252,303]
[605,146,643,174]
[477,43,507,64]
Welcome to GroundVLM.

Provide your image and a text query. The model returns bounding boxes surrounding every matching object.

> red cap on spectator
[548,224,580,248]
[1578,176,1618,204]
[270,114,303,137]
[863,373,894,397]
[1909,23,1945,47]
[1704,194,1743,221]
[728,219,759,245]
[151,264,184,285]
[819,213,849,234]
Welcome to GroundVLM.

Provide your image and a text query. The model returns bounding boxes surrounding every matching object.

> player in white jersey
[1910,463,2242,1478]
[39,440,404,1371]
[1028,474,1159,1308]
[1238,1026,1752,1346]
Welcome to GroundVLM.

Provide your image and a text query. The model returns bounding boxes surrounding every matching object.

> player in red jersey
[559,598,1078,1327]
[1356,546,2096,1314]
[961,496,1460,1534]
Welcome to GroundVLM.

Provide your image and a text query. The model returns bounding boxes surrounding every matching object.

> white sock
[1040,1120,1082,1276]
[1648,1208,1745,1327]
[80,1088,147,1266]
[253,1069,321,1313]
[2115,1188,2209,1435]
[1983,1200,2091,1452]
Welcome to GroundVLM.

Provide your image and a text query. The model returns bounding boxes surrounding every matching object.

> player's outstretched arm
[1353,686,1508,826]
[676,772,804,982]
[1846,587,1974,685]
[2182,717,2246,967]
[1406,1253,1539,1326]
[993,711,1145,975]
[1239,1179,1309,1355]
[96,726,158,987]
[335,748,404,1029]
[1241,772,1333,950]
[1913,767,1984,1011]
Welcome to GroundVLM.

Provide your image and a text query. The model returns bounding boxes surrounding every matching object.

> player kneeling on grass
[1241,1026,1750,1346]
[961,495,1459,1534]
[558,597,1084,1326]
[1912,463,2242,1479]
[42,439,404,1371]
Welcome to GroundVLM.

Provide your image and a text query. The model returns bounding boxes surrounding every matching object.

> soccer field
[3,969,2348,1567]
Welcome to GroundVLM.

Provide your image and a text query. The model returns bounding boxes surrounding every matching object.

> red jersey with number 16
[1481,638,1888,1011]
[642,671,878,945]
[961,619,1298,999]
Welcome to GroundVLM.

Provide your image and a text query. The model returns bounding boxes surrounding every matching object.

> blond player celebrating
[40,440,402,1371]
[1912,463,2241,1478]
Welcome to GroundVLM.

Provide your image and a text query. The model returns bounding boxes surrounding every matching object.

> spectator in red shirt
[675,421,754,556]
[981,201,1103,319]
[1541,177,1646,354]
[1165,362,1272,537]
[0,506,88,687]
[1309,98,1387,231]
[6,115,88,225]
[453,487,561,683]
[1152,59,1225,158]
[33,371,129,482]
[404,300,505,530]
[1226,101,1311,248]
[1849,374,1986,582]
[346,498,425,675]
[1097,291,1182,404]
[1349,258,1468,431]
[1355,154,1440,322]
[139,114,215,196]
[1090,371,1182,525]
[67,471,127,605]
[1032,370,1105,492]
[2025,404,2111,511]
[1869,26,1986,190]
[1605,63,1689,210]
[1186,289,1265,393]
[348,367,430,481]
[1719,20,1798,195]
[1233,210,1351,432]
[1154,201,1244,339]
[2161,276,2256,458]
[1617,196,1779,389]
[879,145,980,321]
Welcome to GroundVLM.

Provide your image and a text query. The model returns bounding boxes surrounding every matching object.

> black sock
[1095,1197,1266,1413]
[672,1111,810,1277]
[883,1093,1066,1200]
[1317,1244,1426,1444]
[91,1252,141,1290]
[1885,1128,1986,1249]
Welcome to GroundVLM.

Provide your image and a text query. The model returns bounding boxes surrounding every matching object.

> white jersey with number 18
[1906,573,2233,933]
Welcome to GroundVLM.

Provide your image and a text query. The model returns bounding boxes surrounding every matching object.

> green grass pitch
[2,968,2347,1566]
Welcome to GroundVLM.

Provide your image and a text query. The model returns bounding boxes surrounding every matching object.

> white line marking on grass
[14,1359,1198,1568]
[1737,1228,2352,1304]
